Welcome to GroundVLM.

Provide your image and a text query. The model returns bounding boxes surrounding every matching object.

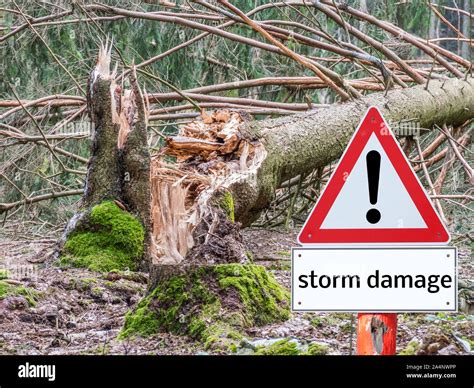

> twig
[334,1,467,76]
[0,95,85,120]
[425,53,438,90]
[414,136,447,224]
[216,0,352,100]
[12,0,84,94]
[314,0,424,84]
[0,172,28,199]
[8,85,86,174]
[443,125,474,184]
[136,69,202,112]
[430,194,474,200]
[427,1,467,39]
[0,189,83,214]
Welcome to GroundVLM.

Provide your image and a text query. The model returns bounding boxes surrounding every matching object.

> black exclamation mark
[366,150,381,224]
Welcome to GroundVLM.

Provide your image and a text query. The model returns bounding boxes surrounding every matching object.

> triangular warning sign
[298,107,450,245]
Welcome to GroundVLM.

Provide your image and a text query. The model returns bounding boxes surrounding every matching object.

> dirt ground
[0,228,472,355]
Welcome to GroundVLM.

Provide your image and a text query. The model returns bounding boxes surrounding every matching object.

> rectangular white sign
[292,247,457,312]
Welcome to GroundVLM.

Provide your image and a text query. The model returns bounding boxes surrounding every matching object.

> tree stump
[56,43,151,272]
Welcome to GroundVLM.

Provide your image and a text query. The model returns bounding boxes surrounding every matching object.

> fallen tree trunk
[230,77,474,226]
[151,77,474,267]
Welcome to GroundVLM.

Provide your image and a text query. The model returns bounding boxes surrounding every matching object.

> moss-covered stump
[59,201,145,272]
[120,264,290,350]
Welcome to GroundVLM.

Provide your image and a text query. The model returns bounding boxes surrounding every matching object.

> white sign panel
[292,247,457,312]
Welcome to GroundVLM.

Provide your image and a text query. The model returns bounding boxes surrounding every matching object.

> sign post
[293,107,455,356]
[356,313,397,355]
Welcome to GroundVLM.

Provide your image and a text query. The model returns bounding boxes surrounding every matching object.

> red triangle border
[298,107,450,245]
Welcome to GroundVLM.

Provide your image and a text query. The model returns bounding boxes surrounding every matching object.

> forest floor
[0,228,472,356]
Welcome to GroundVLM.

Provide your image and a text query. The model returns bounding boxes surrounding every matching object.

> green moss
[310,314,349,328]
[67,277,98,292]
[305,342,329,355]
[331,312,352,320]
[218,191,235,222]
[103,280,143,295]
[120,264,290,349]
[215,264,290,325]
[120,294,161,338]
[0,281,10,298]
[121,274,199,339]
[310,317,324,328]
[245,251,254,262]
[399,340,421,355]
[0,269,9,280]
[91,287,103,297]
[462,336,474,349]
[255,339,300,355]
[104,269,147,283]
[339,322,353,334]
[252,339,328,356]
[0,280,39,306]
[79,277,97,285]
[62,201,145,272]
[201,322,244,350]
[228,343,238,353]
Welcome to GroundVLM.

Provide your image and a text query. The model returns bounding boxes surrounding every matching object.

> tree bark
[83,58,121,207]
[57,45,151,270]
[120,71,152,269]
[227,77,474,226]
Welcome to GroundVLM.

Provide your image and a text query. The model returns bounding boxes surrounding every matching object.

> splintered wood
[117,89,135,149]
[149,161,210,264]
[150,110,264,265]
[89,41,134,150]
[165,110,243,162]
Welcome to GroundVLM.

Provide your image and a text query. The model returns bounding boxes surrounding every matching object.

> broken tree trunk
[150,77,474,269]
[140,77,473,345]
[57,43,151,271]
[232,77,474,226]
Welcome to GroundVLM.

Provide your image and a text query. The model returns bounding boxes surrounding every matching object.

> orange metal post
[357,313,397,355]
